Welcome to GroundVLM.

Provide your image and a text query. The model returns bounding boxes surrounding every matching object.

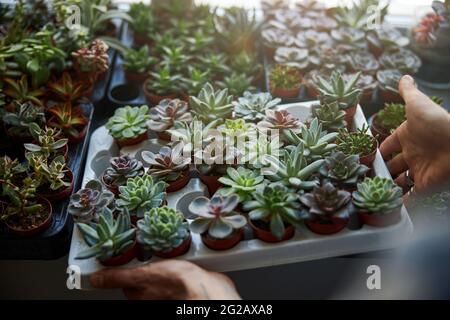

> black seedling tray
[0,103,94,260]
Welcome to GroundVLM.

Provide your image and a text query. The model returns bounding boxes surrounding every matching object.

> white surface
[68,101,413,289]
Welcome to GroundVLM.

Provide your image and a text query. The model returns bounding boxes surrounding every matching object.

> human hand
[90,260,241,300]
[380,75,450,194]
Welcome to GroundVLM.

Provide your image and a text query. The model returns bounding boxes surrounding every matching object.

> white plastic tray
[68,101,413,288]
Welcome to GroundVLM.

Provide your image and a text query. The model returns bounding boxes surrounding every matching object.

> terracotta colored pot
[305,216,349,235]
[153,234,191,258]
[5,197,53,237]
[270,86,301,99]
[306,85,319,99]
[166,171,191,193]
[251,69,264,86]
[249,219,295,243]
[199,174,223,196]
[116,131,148,148]
[156,131,172,142]
[143,79,177,105]
[370,114,390,144]
[201,229,244,251]
[265,46,277,60]
[39,169,74,202]
[133,33,153,47]
[344,104,357,130]
[358,207,401,227]
[101,174,120,196]
[68,124,88,145]
[379,88,403,103]
[101,238,137,267]
[360,89,374,104]
[125,71,149,83]
[359,139,379,169]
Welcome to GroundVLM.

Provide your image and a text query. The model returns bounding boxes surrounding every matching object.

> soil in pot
[249,219,295,243]
[166,171,191,193]
[5,197,53,237]
[305,216,349,235]
[358,207,401,227]
[101,238,137,267]
[199,174,223,196]
[38,169,74,202]
[201,229,244,251]
[116,131,149,148]
[153,234,192,258]
[109,83,140,104]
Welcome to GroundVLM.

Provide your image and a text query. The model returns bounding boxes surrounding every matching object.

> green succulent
[336,126,377,157]
[147,67,183,96]
[28,154,70,191]
[129,2,155,37]
[137,206,189,252]
[149,99,192,133]
[0,177,42,221]
[243,184,302,239]
[181,67,211,96]
[319,152,369,188]
[185,29,215,54]
[218,166,266,203]
[269,64,302,90]
[123,46,155,74]
[218,73,255,98]
[316,71,362,110]
[2,101,46,138]
[189,194,247,239]
[264,143,324,190]
[105,105,150,141]
[217,118,256,140]
[197,53,230,77]
[311,102,347,132]
[376,103,406,133]
[285,118,338,161]
[234,92,281,123]
[159,46,190,73]
[352,177,403,213]
[103,155,144,187]
[76,208,136,262]
[68,180,115,223]
[116,175,166,219]
[24,123,68,159]
[230,51,262,78]
[189,83,234,124]
[0,156,27,189]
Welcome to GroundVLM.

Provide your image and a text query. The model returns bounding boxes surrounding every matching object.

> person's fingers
[90,267,152,289]
[398,75,417,105]
[387,153,409,176]
[380,128,402,160]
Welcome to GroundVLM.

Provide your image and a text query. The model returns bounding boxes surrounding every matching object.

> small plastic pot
[166,171,191,193]
[305,85,319,99]
[270,86,301,99]
[116,131,149,148]
[109,83,140,105]
[379,88,403,103]
[38,169,74,202]
[101,238,137,267]
[143,79,177,105]
[124,71,149,83]
[305,216,349,235]
[360,89,374,104]
[199,174,223,196]
[249,219,295,243]
[5,197,53,237]
[201,229,244,251]
[101,174,120,196]
[343,104,357,129]
[156,131,172,142]
[358,207,401,227]
[153,234,191,258]
[369,114,390,144]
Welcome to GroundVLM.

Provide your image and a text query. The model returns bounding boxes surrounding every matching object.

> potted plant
[197,53,230,79]
[268,64,302,99]
[352,177,403,227]
[319,151,369,192]
[68,180,115,223]
[24,123,68,160]
[217,166,266,204]
[370,103,405,144]
[274,47,310,71]
[75,207,137,266]
[3,75,44,106]
[0,177,52,236]
[257,109,303,140]
[159,46,191,74]
[311,102,347,132]
[243,184,302,242]
[143,67,183,105]
[261,28,294,58]
[47,102,89,144]
[0,156,27,189]
[342,73,377,105]
[48,72,84,104]
[71,39,109,88]
[128,2,155,47]
[316,71,362,126]
[116,175,166,223]
[300,182,352,235]
[366,24,409,57]
[105,105,150,147]
[102,155,145,196]
[137,206,190,259]
[2,101,45,143]
[234,92,281,123]
[189,194,247,250]
[217,73,255,98]
[189,83,234,124]
[181,67,210,98]
[336,126,378,168]
[347,52,380,75]
[230,52,263,85]
[149,99,192,141]
[123,46,155,83]
[141,143,191,193]
[376,69,403,103]
[379,48,422,74]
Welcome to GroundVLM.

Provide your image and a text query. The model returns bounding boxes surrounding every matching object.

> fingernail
[90,273,104,287]
[402,75,415,85]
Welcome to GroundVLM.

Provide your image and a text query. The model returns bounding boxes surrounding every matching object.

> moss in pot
[336,126,378,169]
[189,194,247,251]
[102,155,145,196]
[149,99,192,142]
[268,64,302,99]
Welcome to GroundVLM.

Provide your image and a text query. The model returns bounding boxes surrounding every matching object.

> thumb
[90,267,149,289]
[398,75,418,105]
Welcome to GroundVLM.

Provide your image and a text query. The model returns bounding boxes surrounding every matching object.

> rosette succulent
[377,69,403,96]
[103,155,144,187]
[116,175,166,219]
[189,194,247,239]
[234,92,281,123]
[218,167,266,203]
[274,47,310,70]
[316,71,362,110]
[330,27,367,52]
[319,152,369,189]
[137,207,189,253]
[311,102,347,132]
[106,105,150,141]
[68,180,115,223]
[149,99,192,133]
[379,48,422,74]
[261,28,295,50]
[189,83,234,124]
[352,177,403,213]
[258,109,303,137]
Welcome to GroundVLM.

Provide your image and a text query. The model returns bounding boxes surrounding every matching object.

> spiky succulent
[24,123,68,159]
[257,109,303,136]
[106,105,150,141]
[311,102,347,132]
[123,46,155,74]
[300,182,351,218]
[243,184,302,239]
[234,92,281,123]
[189,83,234,124]
[2,101,46,138]
[376,103,406,133]
[68,180,115,223]
[352,177,403,213]
[336,126,377,157]
[116,175,166,219]
[269,64,302,90]
[285,118,338,160]
[103,155,144,187]
[189,194,247,239]
[137,206,189,252]
[274,47,310,70]
[264,143,324,190]
[75,208,136,261]
[142,143,190,182]
[217,166,266,203]
[316,71,362,110]
[319,152,369,188]
[149,99,192,133]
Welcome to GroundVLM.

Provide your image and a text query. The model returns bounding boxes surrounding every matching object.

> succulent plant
[234,92,281,123]
[336,126,377,158]
[116,175,166,219]
[295,29,331,49]
[123,46,155,74]
[72,39,109,76]
[159,46,190,73]
[377,69,403,95]
[189,194,247,239]
[137,206,189,252]
[217,166,266,203]
[261,28,295,50]
[376,103,406,134]
[68,180,115,223]
[342,73,377,98]
[264,143,324,190]
[217,119,256,142]
[316,71,362,110]
[330,0,388,30]
[273,10,307,30]
[379,48,422,74]
[105,105,150,141]
[352,177,403,213]
[149,99,192,133]
[319,152,369,188]
[197,53,230,77]
[27,154,71,192]
[128,2,155,38]
[347,51,380,75]
[330,27,367,52]
[300,182,352,218]
[311,102,347,132]
[258,109,303,137]
[274,47,310,71]
[2,101,46,138]
[366,24,409,52]
[24,123,68,159]
[269,64,302,90]
[189,83,234,124]
[230,51,262,79]
[243,184,302,239]
[142,143,190,182]
[284,118,338,161]
[3,75,44,106]
[261,0,289,17]
[75,208,136,261]
[0,156,27,196]
[0,177,42,221]
[181,67,210,96]
[217,73,255,98]
[103,155,144,187]
[47,103,88,139]
[147,67,183,96]
[48,72,84,104]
